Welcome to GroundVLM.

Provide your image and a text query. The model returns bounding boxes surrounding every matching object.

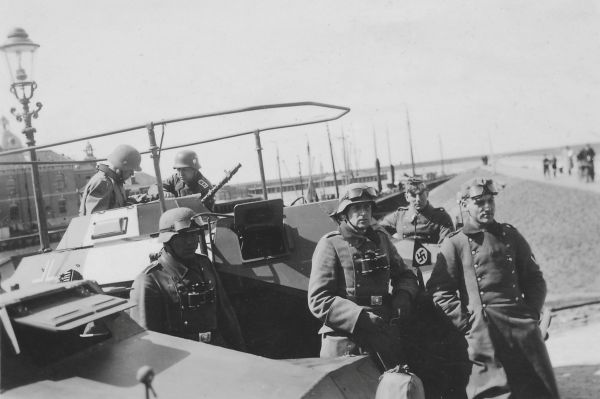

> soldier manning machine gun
[200,162,242,207]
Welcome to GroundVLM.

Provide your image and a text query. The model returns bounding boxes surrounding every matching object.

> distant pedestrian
[565,146,574,176]
[584,144,595,182]
[577,148,587,180]
[542,155,551,178]
[551,156,557,178]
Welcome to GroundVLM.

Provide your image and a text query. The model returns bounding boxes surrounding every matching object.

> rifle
[200,163,242,206]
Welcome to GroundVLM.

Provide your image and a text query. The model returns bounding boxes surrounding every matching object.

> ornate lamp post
[1,28,49,250]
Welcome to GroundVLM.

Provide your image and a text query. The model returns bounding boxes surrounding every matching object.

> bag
[375,365,425,399]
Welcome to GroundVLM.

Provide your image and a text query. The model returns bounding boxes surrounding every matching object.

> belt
[347,294,389,307]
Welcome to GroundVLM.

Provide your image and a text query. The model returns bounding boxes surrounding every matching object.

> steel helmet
[107,144,142,172]
[157,207,204,243]
[173,150,200,170]
[331,183,377,217]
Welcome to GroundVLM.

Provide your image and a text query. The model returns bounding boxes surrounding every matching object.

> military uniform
[149,172,215,209]
[308,221,419,364]
[79,164,128,216]
[426,221,559,399]
[380,203,454,244]
[129,250,245,350]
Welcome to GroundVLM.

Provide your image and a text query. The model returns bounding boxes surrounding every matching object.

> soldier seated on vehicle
[129,207,245,350]
[147,150,215,210]
[379,177,454,244]
[79,144,146,216]
[307,183,419,370]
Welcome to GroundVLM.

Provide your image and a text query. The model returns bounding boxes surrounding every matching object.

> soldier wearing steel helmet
[129,207,245,349]
[308,183,419,369]
[79,144,143,215]
[379,177,454,244]
[149,150,215,210]
[426,178,559,398]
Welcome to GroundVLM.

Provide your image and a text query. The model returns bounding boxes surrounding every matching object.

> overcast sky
[1,0,599,183]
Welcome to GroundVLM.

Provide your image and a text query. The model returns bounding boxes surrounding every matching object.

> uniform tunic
[426,221,559,399]
[308,222,419,360]
[129,251,245,350]
[79,164,128,216]
[379,203,454,244]
[148,172,214,209]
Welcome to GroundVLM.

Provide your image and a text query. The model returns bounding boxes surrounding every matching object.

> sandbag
[375,365,425,399]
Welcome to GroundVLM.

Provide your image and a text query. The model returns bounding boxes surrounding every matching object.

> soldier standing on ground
[379,177,454,244]
[426,178,559,399]
[148,150,215,210]
[129,207,245,349]
[79,144,143,216]
[307,183,419,369]
[584,143,595,182]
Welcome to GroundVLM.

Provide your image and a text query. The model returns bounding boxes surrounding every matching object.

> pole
[438,134,445,176]
[341,128,349,183]
[254,130,268,200]
[406,108,416,176]
[21,98,49,250]
[146,123,167,213]
[327,125,340,198]
[298,156,304,197]
[276,144,284,200]
[386,128,395,187]
[373,128,382,192]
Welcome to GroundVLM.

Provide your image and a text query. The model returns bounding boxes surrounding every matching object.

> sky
[0,0,599,184]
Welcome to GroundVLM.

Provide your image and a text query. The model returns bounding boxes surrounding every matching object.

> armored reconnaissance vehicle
[0,280,381,398]
[0,102,395,397]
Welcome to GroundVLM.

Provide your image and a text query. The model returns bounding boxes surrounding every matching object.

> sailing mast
[386,127,395,187]
[327,124,340,198]
[372,127,382,192]
[406,107,416,176]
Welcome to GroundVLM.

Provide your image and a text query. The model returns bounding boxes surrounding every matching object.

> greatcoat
[379,203,454,244]
[426,220,559,399]
[308,222,419,362]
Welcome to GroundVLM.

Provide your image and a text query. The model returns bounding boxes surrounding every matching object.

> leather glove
[392,290,412,321]
[356,311,386,334]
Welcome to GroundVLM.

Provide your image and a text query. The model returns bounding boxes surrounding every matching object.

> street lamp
[1,27,49,250]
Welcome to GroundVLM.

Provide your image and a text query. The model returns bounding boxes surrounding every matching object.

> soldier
[148,150,215,210]
[426,178,559,398]
[129,207,245,349]
[308,183,419,369]
[379,177,454,244]
[79,144,143,216]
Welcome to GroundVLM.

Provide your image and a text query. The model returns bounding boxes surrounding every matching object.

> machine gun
[200,163,242,206]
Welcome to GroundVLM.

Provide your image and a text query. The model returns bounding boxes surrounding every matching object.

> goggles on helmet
[343,186,377,201]
[159,220,203,235]
[463,179,498,200]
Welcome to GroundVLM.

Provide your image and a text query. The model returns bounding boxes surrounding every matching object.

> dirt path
[547,321,600,398]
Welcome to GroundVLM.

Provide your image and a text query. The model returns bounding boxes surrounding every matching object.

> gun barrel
[201,163,242,205]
